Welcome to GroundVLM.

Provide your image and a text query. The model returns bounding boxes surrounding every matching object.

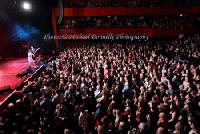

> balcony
[54,7,200,16]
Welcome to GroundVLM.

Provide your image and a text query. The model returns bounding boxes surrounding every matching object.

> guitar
[32,48,40,59]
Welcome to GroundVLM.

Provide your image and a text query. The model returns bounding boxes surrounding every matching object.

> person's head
[179,85,184,91]
[43,93,50,99]
[158,103,165,112]
[138,122,146,132]
[64,129,71,134]
[191,88,198,96]
[157,113,167,127]
[188,115,198,131]
[16,99,22,107]
[191,123,197,131]
[184,77,189,82]
[170,104,177,112]
[83,125,90,134]
[27,129,34,134]
[175,121,183,133]
[183,99,190,110]
[179,92,185,100]
[156,127,166,134]
[7,103,15,110]
[149,101,157,111]
[159,112,166,119]
[115,109,120,116]
[118,121,125,132]
[163,97,169,105]
[146,112,152,121]
[56,89,61,94]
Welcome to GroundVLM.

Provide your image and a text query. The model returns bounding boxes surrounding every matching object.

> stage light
[22,1,32,11]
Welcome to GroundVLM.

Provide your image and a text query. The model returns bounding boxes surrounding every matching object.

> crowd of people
[62,0,199,8]
[62,16,198,30]
[0,33,199,134]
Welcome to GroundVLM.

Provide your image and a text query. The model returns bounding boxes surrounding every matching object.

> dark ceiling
[0,0,58,36]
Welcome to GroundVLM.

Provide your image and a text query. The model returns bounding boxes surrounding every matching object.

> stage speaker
[0,86,12,95]
[16,70,28,78]
[16,68,33,78]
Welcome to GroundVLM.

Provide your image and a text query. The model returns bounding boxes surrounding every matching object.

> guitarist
[28,46,40,66]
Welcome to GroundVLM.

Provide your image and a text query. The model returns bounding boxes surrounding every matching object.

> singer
[28,46,40,66]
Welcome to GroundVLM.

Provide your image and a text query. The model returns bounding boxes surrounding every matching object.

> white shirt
[28,51,33,63]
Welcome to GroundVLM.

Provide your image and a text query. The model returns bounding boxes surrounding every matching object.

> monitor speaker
[0,86,12,95]
[16,68,33,78]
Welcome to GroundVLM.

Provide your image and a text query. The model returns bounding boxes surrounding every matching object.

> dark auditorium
[0,0,199,134]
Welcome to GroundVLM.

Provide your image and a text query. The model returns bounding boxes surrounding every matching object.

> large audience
[0,34,200,134]
[62,16,198,30]
[63,0,199,8]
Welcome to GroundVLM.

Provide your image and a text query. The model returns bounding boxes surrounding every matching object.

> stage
[0,58,29,104]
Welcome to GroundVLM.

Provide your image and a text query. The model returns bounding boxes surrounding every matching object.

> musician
[28,47,34,65]
[31,46,36,55]
[28,46,40,66]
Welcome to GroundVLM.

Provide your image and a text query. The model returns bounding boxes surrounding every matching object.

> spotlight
[22,1,32,11]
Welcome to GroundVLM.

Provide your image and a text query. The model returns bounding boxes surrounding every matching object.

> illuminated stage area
[0,58,29,104]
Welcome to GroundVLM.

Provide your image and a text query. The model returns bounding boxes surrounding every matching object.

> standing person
[28,45,40,67]
[28,47,34,66]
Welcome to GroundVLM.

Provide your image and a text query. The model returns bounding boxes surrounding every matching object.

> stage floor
[0,58,29,104]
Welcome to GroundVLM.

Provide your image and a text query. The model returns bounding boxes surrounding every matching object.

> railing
[59,28,198,38]
[62,0,199,8]
[54,7,200,16]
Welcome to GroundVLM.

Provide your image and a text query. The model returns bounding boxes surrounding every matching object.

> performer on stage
[28,45,40,66]
[31,46,36,56]
[28,47,34,65]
